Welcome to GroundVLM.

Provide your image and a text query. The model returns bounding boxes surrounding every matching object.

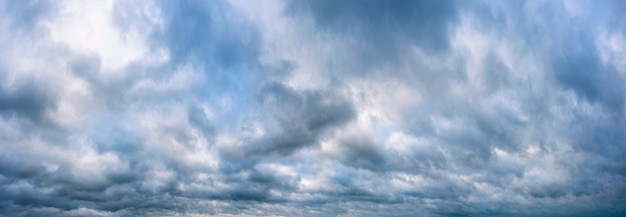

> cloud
[285,0,458,54]
[0,0,626,216]
[249,82,355,156]
[0,79,55,122]
[0,0,55,31]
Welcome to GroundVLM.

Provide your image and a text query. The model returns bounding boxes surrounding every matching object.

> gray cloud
[286,0,458,55]
[0,79,54,122]
[0,0,55,31]
[154,0,260,68]
[0,0,626,216]
[249,82,355,156]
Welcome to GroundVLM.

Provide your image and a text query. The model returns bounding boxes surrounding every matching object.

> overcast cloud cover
[1,0,626,216]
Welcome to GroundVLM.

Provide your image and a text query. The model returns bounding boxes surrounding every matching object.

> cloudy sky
[1,0,626,216]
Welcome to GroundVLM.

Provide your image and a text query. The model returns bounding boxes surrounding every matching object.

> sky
[1,0,626,216]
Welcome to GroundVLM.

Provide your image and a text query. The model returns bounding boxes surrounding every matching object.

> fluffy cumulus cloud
[1,0,626,216]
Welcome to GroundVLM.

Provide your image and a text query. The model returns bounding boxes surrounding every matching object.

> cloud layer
[1,0,626,216]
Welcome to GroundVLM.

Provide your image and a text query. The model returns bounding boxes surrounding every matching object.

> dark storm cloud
[336,135,385,171]
[249,82,355,156]
[553,36,625,114]
[284,0,460,78]
[154,0,260,68]
[286,0,458,53]
[0,79,54,122]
